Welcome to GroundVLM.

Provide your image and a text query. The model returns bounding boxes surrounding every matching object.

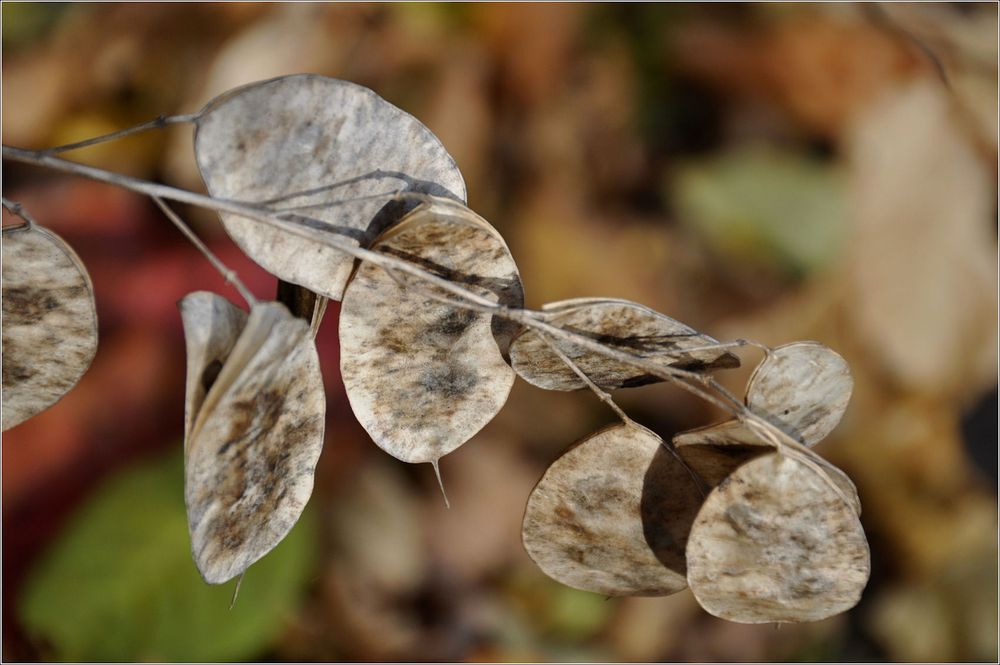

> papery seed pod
[180,293,325,584]
[339,198,523,465]
[673,341,857,508]
[194,74,467,301]
[686,453,870,624]
[2,225,98,430]
[509,298,739,391]
[522,423,702,596]
[746,341,853,445]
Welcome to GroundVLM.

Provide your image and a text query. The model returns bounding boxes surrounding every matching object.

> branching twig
[537,333,635,426]
[151,196,257,307]
[2,196,37,232]
[41,113,201,155]
[2,141,816,469]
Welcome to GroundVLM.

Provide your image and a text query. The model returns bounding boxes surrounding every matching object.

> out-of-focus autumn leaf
[672,9,921,137]
[869,543,997,662]
[328,460,426,593]
[425,436,538,583]
[844,78,998,397]
[18,451,316,662]
[875,3,998,151]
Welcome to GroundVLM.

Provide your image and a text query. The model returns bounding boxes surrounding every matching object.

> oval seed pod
[746,341,853,445]
[509,298,739,392]
[673,419,861,515]
[522,423,702,597]
[181,297,325,584]
[2,225,98,430]
[339,199,523,464]
[194,74,467,301]
[686,453,870,624]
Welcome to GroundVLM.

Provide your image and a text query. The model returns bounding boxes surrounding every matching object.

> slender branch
[1,196,37,231]
[3,143,810,461]
[151,196,257,307]
[538,333,634,426]
[41,113,200,155]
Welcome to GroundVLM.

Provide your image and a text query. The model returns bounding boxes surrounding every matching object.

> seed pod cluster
[522,341,869,623]
[3,75,870,622]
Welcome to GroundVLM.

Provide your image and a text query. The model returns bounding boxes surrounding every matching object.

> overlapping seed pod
[179,293,325,584]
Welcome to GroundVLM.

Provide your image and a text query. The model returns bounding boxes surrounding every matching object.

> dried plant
[1,74,870,624]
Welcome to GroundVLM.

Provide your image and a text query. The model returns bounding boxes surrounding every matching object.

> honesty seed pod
[685,453,871,624]
[522,423,703,597]
[674,341,857,506]
[180,293,325,584]
[2,224,98,431]
[194,74,467,301]
[509,297,739,391]
[339,198,523,466]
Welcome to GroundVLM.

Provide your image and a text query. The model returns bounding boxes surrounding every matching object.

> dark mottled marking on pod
[2,226,98,430]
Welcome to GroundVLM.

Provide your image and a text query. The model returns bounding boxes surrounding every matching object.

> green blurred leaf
[1,3,72,51]
[672,144,846,278]
[19,450,316,662]
[505,568,616,644]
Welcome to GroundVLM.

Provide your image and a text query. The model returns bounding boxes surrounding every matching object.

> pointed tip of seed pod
[431,459,450,509]
[229,571,246,610]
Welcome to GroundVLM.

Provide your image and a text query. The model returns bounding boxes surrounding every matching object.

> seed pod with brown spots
[522,423,703,596]
[339,198,523,465]
[509,297,739,391]
[2,225,98,431]
[180,294,325,584]
[686,453,870,623]
[673,341,855,501]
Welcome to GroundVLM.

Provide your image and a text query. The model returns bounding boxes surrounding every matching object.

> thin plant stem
[4,143,813,468]
[538,333,710,498]
[41,113,201,155]
[1,196,37,232]
[151,196,257,307]
[537,333,634,426]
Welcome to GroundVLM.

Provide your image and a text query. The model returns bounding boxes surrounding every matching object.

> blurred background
[2,3,997,662]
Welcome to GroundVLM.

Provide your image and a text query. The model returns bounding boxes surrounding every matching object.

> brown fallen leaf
[2,225,98,431]
[339,198,522,464]
[522,423,701,597]
[509,297,739,391]
[686,452,870,624]
[194,73,467,300]
[180,295,325,584]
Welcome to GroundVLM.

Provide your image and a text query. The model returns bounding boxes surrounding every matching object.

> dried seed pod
[522,423,702,596]
[178,292,247,444]
[181,296,325,584]
[674,420,769,487]
[673,340,854,495]
[746,341,853,445]
[339,199,523,464]
[509,298,739,391]
[686,453,870,623]
[275,279,328,337]
[674,419,861,515]
[194,74,466,300]
[2,226,98,430]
